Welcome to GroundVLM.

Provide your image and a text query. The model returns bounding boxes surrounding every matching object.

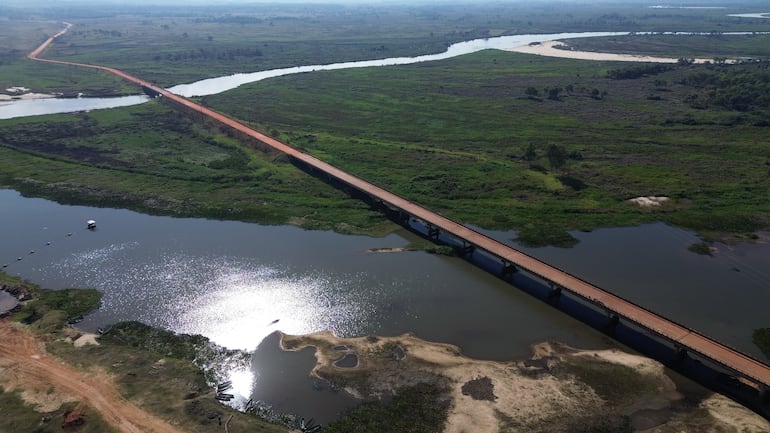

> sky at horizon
[4,0,763,5]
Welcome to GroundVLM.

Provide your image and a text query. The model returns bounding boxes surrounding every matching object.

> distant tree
[547,87,562,100]
[524,143,537,161]
[525,86,539,97]
[547,144,567,172]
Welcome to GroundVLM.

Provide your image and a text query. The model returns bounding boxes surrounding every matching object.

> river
[0,31,627,120]
[4,29,768,120]
[2,189,770,421]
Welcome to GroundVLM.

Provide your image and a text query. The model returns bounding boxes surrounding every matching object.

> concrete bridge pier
[460,242,475,257]
[141,85,161,98]
[375,199,411,226]
[604,313,620,333]
[397,210,411,226]
[547,283,562,303]
[500,261,517,278]
[673,345,689,364]
[427,226,440,240]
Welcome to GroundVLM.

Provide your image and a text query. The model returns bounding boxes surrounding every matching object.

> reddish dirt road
[0,320,187,433]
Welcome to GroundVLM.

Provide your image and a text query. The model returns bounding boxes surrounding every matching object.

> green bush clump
[688,242,713,256]
[99,321,209,360]
[16,288,102,331]
[325,383,449,433]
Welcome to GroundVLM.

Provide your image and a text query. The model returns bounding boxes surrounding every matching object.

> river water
[0,291,17,313]
[0,95,149,120]
[0,31,625,120]
[2,189,770,421]
[0,189,614,420]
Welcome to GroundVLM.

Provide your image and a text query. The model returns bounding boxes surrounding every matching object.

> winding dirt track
[0,320,186,433]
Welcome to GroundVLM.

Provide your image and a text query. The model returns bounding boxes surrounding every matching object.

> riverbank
[507,40,716,63]
[0,89,58,101]
[282,331,770,432]
[0,272,289,433]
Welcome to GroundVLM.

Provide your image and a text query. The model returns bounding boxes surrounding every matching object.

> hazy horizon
[4,0,766,6]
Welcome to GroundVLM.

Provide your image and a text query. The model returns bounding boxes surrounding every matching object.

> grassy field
[0,388,117,433]
[0,19,137,96]
[1,2,769,246]
[203,50,770,245]
[3,1,770,87]
[565,33,770,59]
[0,101,393,235]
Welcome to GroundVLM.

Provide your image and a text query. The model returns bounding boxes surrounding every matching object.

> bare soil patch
[0,319,187,433]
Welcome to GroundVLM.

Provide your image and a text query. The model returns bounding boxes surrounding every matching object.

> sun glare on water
[53,244,378,350]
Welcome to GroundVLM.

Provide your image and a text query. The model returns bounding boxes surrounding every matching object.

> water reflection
[0,95,149,120]
[0,188,616,372]
[0,291,17,312]
[51,245,378,351]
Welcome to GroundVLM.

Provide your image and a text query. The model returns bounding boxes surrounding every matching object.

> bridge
[28,23,770,405]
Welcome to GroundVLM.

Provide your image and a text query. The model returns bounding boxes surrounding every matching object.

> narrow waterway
[1,31,626,119]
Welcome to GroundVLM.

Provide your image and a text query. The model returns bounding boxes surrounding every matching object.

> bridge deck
[28,25,770,389]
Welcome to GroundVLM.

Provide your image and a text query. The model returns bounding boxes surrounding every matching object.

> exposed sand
[0,320,187,433]
[700,394,770,433]
[281,331,770,433]
[628,196,671,208]
[73,332,100,347]
[0,92,58,101]
[508,40,716,63]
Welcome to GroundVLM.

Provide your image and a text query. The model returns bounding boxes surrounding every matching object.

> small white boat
[87,219,96,229]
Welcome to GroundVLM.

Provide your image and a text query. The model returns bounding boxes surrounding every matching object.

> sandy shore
[508,40,715,63]
[0,92,58,101]
[281,331,770,432]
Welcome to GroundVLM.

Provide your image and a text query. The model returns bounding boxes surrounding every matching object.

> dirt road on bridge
[0,320,187,433]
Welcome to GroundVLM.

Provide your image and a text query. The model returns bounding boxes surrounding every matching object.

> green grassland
[566,33,770,60]
[4,1,770,87]
[0,19,137,96]
[0,101,393,235]
[203,50,770,245]
[0,388,117,433]
[0,3,769,246]
[2,50,769,245]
